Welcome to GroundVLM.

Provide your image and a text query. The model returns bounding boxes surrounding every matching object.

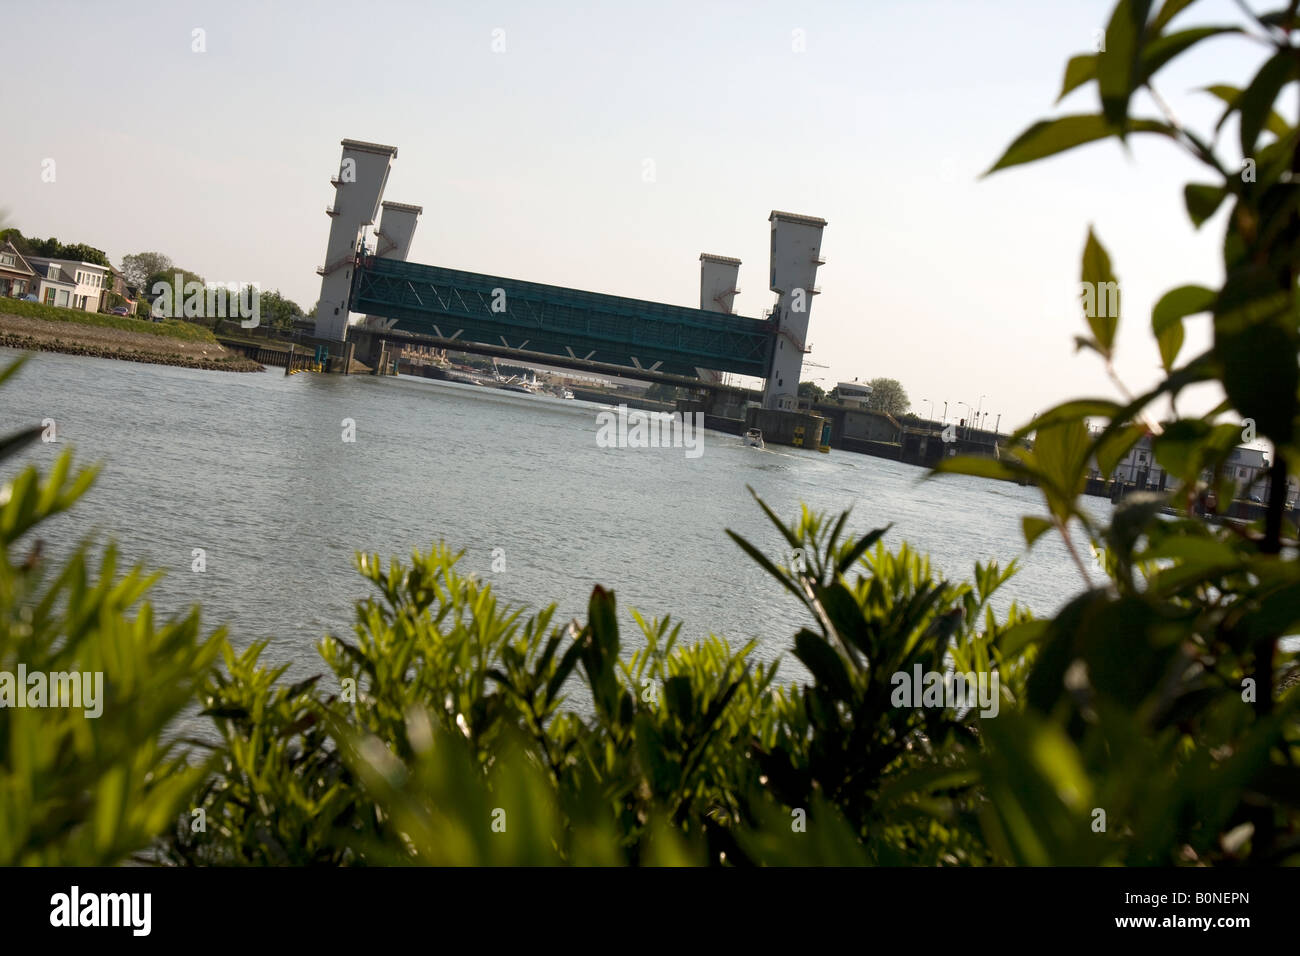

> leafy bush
[4,0,1299,868]
[0,356,221,865]
[939,0,1300,864]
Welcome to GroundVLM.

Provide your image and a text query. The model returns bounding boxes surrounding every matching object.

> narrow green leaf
[1097,0,1155,128]
[1081,228,1120,355]
[794,629,855,701]
[1150,0,1196,33]
[726,529,810,608]
[984,115,1173,176]
[1183,183,1227,229]
[931,455,1023,483]
[1141,27,1242,81]
[1205,84,1292,138]
[1095,423,1146,479]
[1058,54,1097,102]
[0,355,29,388]
[1011,400,1122,443]
[1022,516,1055,548]
[834,524,891,577]
[1238,51,1295,157]
[0,425,42,464]
[1151,284,1214,370]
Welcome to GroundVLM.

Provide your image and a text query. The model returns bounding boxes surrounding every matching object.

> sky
[2,0,1288,432]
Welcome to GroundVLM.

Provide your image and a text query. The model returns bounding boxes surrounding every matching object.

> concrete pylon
[762,211,826,410]
[696,253,741,384]
[314,139,398,341]
[363,201,423,331]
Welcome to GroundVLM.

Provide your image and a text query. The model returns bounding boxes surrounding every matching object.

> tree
[143,268,208,320]
[121,252,174,290]
[259,290,305,329]
[644,383,688,402]
[16,236,109,266]
[798,380,825,403]
[0,227,29,255]
[865,377,909,416]
[58,242,109,267]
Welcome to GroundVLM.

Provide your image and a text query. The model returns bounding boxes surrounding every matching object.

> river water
[3,348,1113,695]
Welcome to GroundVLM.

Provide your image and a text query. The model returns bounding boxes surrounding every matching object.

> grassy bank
[0,305,262,372]
[0,298,218,344]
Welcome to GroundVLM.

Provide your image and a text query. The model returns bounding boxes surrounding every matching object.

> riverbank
[0,308,263,372]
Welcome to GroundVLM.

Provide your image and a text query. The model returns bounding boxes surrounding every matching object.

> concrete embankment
[0,311,262,372]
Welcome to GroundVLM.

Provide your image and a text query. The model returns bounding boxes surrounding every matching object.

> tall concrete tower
[762,211,826,410]
[314,139,398,341]
[362,201,423,330]
[696,253,741,384]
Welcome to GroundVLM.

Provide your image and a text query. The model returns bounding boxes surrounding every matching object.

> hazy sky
[3,0,1284,430]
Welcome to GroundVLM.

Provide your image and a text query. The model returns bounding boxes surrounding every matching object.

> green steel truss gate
[350,256,776,379]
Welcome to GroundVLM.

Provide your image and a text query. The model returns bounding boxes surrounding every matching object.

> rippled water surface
[5,348,1114,693]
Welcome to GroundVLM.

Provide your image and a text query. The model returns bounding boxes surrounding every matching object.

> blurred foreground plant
[0,355,221,865]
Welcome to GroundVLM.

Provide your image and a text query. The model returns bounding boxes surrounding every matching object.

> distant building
[0,241,36,298]
[25,259,77,308]
[835,379,873,409]
[1099,431,1285,501]
[24,257,110,312]
[105,266,138,315]
[1215,446,1269,497]
[1112,434,1167,489]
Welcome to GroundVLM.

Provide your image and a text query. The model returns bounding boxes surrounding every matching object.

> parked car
[20,294,38,302]
[109,306,130,316]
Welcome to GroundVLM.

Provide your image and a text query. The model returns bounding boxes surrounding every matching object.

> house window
[0,253,14,266]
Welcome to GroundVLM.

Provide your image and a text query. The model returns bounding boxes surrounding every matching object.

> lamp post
[942,400,948,424]
[975,395,986,437]
[922,398,934,431]
[957,402,972,439]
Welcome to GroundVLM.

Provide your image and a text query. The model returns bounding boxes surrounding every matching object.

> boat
[500,382,538,394]
[743,428,765,449]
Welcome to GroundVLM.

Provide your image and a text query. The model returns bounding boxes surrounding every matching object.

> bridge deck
[351,256,775,378]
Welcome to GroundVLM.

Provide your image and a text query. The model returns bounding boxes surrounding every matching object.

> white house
[25,257,110,312]
[1112,433,1167,489]
[25,259,77,308]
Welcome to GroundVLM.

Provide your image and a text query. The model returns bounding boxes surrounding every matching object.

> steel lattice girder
[351,257,775,378]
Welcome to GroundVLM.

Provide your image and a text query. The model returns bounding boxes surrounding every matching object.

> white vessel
[743,428,765,449]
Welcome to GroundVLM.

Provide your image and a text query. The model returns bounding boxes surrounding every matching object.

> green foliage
[862,377,910,415]
[0,296,219,343]
[798,380,826,403]
[173,491,1033,866]
[942,0,1300,865]
[643,383,689,402]
[120,252,173,291]
[0,356,222,865]
[258,290,305,330]
[6,232,110,267]
[6,0,1300,868]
